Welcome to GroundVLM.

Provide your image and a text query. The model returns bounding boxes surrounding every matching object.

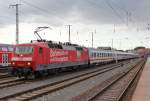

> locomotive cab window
[15,46,33,54]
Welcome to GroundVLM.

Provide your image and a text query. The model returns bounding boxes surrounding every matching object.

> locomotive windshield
[15,46,33,54]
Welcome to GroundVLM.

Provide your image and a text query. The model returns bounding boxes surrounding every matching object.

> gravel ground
[0,62,124,99]
[0,59,139,100]
[31,60,139,101]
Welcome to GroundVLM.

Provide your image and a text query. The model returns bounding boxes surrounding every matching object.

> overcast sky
[0,0,150,50]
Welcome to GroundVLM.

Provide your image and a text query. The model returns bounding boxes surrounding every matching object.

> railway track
[0,61,125,90]
[0,67,12,79]
[0,67,8,73]
[0,73,10,78]
[0,78,26,89]
[0,74,22,89]
[0,59,140,101]
[0,61,128,96]
[71,59,145,101]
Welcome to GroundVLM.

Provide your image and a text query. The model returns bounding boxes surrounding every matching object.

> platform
[131,58,150,101]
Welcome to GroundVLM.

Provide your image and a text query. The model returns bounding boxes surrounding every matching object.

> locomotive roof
[16,42,48,48]
[16,40,85,50]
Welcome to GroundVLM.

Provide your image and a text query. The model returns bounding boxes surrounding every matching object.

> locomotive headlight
[12,62,15,65]
[27,62,31,66]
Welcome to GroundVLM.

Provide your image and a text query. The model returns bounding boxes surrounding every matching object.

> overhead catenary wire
[85,0,126,24]
[20,0,66,22]
[104,0,147,32]
[110,0,148,31]
[106,0,131,26]
[104,0,125,24]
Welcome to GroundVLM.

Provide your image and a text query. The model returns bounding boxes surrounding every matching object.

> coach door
[2,53,8,66]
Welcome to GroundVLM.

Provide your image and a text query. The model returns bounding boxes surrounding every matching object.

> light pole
[91,29,96,48]
[92,32,94,48]
[9,4,21,44]
[85,40,89,47]
[124,37,134,50]
[65,25,72,43]
[112,24,118,63]
[145,37,150,48]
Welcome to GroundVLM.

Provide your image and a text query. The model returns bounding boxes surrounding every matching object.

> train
[10,40,139,78]
[0,44,13,67]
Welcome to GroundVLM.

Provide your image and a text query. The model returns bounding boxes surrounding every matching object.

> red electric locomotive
[11,40,89,78]
[0,44,13,67]
[10,27,139,78]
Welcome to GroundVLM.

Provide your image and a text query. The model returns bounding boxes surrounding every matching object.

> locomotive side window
[39,47,43,54]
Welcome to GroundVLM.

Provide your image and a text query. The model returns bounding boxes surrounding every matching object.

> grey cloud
[0,0,150,27]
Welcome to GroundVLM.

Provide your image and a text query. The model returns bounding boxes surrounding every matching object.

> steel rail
[87,59,145,101]
[1,61,128,101]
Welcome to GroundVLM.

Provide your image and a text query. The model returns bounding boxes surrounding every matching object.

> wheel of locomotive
[24,71,40,79]
[51,68,59,75]
[72,66,78,71]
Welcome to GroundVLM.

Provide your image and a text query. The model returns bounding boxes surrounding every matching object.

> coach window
[91,53,93,57]
[94,53,96,57]
[97,53,99,57]
[100,53,102,57]
[39,47,43,54]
